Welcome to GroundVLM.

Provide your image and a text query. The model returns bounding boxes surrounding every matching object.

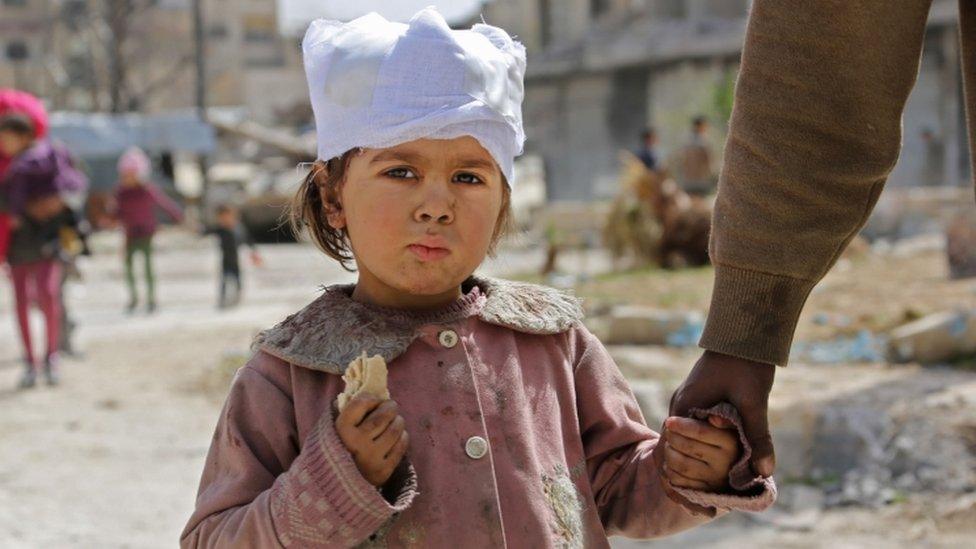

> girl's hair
[288,150,514,272]
[0,113,36,137]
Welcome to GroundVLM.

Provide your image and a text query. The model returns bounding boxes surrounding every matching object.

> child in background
[0,89,50,265]
[112,146,183,314]
[0,113,88,388]
[204,204,261,309]
[182,9,774,548]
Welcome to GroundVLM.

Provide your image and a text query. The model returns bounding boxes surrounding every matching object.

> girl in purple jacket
[112,147,183,314]
[183,9,774,548]
[0,113,88,388]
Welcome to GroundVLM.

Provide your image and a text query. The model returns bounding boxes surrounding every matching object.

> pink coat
[182,278,774,548]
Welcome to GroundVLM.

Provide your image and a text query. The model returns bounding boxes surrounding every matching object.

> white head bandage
[302,7,526,184]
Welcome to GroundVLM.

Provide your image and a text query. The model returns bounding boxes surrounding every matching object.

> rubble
[887,309,976,364]
[791,330,887,364]
[587,305,704,346]
[947,213,976,279]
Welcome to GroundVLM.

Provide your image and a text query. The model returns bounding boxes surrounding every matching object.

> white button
[438,329,459,348]
[465,436,488,459]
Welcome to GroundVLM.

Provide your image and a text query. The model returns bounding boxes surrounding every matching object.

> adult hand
[669,351,776,477]
[335,395,410,488]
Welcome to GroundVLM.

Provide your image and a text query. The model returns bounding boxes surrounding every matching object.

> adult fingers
[737,400,776,477]
[359,400,399,439]
[335,394,383,430]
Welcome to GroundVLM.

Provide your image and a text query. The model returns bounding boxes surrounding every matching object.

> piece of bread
[337,352,390,412]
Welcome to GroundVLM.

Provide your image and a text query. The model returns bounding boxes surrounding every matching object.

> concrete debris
[887,309,976,364]
[791,330,887,364]
[588,305,704,346]
[946,213,976,279]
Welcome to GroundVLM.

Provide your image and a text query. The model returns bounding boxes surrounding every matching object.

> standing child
[204,204,261,309]
[113,146,183,314]
[182,9,774,548]
[0,89,49,266]
[0,113,88,387]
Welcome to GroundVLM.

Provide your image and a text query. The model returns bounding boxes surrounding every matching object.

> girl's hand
[335,395,410,488]
[662,415,740,492]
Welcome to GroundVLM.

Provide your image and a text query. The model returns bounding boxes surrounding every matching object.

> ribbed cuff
[699,263,817,366]
[271,412,418,546]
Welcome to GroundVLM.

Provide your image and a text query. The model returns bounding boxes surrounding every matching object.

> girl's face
[328,136,504,307]
[0,131,31,157]
[120,171,141,187]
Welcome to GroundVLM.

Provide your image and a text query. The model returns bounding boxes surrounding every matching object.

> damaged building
[480,0,971,202]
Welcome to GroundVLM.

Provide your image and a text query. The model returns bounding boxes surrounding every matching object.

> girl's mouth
[408,244,451,262]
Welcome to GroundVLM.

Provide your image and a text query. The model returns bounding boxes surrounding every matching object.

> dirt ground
[0,230,974,547]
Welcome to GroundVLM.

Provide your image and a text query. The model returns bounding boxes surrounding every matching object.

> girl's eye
[454,172,483,185]
[384,167,417,179]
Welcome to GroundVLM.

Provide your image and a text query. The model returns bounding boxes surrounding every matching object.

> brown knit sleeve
[702,0,932,365]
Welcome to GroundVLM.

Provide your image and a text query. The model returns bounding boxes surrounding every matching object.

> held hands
[661,415,740,492]
[335,395,410,488]
[669,351,776,477]
[250,251,264,268]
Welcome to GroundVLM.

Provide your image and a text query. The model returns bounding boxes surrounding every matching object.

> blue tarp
[46,111,215,191]
[48,111,216,157]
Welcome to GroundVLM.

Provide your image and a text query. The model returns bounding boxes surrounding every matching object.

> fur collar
[252,276,583,374]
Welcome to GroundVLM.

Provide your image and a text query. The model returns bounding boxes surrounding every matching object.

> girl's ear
[320,185,347,231]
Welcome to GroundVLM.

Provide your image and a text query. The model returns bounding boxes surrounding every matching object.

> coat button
[438,329,459,349]
[465,436,488,459]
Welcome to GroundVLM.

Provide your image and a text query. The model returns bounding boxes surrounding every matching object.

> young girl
[0,113,88,387]
[0,89,49,266]
[112,146,183,314]
[182,9,774,548]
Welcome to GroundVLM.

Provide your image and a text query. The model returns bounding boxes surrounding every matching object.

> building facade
[482,0,969,201]
[0,0,306,123]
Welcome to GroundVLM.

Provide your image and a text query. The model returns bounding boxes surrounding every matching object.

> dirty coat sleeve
[700,0,934,366]
[573,326,713,538]
[181,364,417,548]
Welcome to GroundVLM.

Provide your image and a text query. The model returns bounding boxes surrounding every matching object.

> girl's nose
[414,185,455,225]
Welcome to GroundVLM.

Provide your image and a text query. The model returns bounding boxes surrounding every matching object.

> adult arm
[674,0,934,479]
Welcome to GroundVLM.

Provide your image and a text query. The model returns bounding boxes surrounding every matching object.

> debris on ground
[947,213,976,280]
[887,309,976,364]
[791,330,888,364]
[587,305,704,346]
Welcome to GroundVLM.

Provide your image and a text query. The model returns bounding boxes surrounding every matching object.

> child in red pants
[0,113,87,387]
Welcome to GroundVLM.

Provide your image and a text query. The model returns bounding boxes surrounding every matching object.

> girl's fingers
[666,417,738,450]
[384,429,410,462]
[336,395,383,430]
[374,415,406,455]
[664,445,712,482]
[667,430,725,466]
[360,400,399,439]
[664,464,711,491]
